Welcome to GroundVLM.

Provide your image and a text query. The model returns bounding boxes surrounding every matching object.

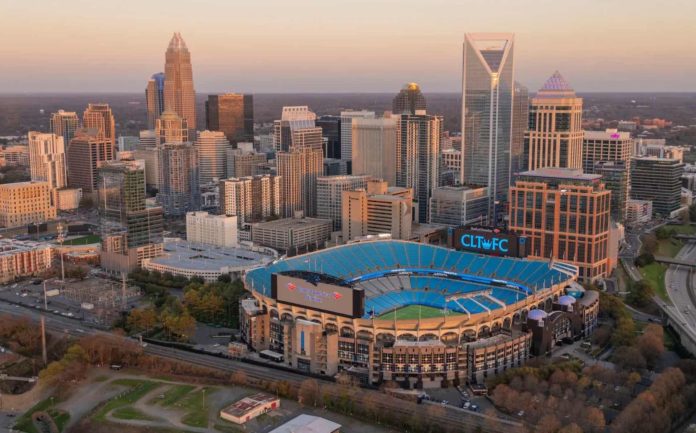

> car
[469,404,479,412]
[463,401,471,409]
[517,410,525,417]
[441,400,448,405]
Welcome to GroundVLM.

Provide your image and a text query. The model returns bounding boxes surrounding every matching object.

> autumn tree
[298,379,321,407]
[127,307,158,334]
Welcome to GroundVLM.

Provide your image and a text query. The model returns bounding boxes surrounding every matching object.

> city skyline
[2,0,695,93]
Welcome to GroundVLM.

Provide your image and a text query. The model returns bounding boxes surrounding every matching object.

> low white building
[268,414,341,433]
[56,188,82,211]
[186,211,238,248]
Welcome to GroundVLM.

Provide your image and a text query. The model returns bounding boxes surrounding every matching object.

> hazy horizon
[3,0,696,93]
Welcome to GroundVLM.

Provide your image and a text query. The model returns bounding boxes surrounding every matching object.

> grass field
[377,304,457,320]
[640,262,668,301]
[62,234,101,245]
[111,406,155,421]
[150,384,196,407]
[657,238,684,258]
[94,379,161,421]
[179,387,214,428]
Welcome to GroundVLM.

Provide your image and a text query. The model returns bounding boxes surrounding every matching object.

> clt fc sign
[460,233,509,253]
[453,229,521,257]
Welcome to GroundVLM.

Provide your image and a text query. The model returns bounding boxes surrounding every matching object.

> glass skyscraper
[461,33,515,221]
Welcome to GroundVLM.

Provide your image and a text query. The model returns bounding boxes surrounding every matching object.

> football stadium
[240,239,599,388]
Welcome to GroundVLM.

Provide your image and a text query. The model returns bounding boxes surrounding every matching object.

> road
[663,242,696,341]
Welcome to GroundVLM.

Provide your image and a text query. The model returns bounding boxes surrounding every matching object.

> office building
[56,188,82,211]
[27,132,67,200]
[428,185,489,227]
[461,33,515,218]
[82,103,116,145]
[273,106,322,152]
[316,175,370,231]
[594,160,629,221]
[392,83,426,115]
[277,147,323,217]
[118,136,139,152]
[340,110,375,163]
[219,174,281,226]
[511,82,529,175]
[145,72,165,129]
[50,110,80,145]
[441,148,462,180]
[156,110,189,144]
[582,129,633,174]
[205,93,254,145]
[323,158,348,176]
[341,179,413,241]
[524,71,583,171]
[226,142,267,178]
[251,213,331,253]
[164,32,196,135]
[195,130,230,183]
[316,115,341,159]
[626,199,653,225]
[66,131,116,193]
[351,116,397,186]
[0,181,56,228]
[396,113,442,223]
[156,143,201,216]
[0,146,29,167]
[0,240,54,284]
[508,168,611,282]
[630,157,684,217]
[186,211,238,248]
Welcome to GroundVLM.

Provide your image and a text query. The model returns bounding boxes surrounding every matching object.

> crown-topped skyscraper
[164,32,196,137]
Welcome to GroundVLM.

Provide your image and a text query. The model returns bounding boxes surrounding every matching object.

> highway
[663,242,696,341]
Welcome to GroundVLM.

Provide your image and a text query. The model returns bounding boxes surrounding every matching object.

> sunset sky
[2,0,695,93]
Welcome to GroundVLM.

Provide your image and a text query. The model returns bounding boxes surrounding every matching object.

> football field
[376,304,454,320]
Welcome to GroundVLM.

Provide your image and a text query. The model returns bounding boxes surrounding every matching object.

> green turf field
[377,304,459,320]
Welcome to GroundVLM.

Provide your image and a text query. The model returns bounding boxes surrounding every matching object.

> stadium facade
[241,240,598,388]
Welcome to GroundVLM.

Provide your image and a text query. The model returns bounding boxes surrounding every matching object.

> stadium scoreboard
[271,274,365,318]
[452,227,528,258]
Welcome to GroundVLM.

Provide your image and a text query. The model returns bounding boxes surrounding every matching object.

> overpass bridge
[654,255,696,268]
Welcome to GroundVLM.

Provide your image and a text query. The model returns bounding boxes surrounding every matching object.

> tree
[613,346,647,370]
[689,204,696,222]
[127,308,158,334]
[536,414,561,433]
[558,423,583,433]
[634,252,655,267]
[637,324,665,369]
[298,379,321,407]
[627,279,655,307]
[642,233,658,254]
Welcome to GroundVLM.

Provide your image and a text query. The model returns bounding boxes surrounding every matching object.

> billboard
[453,228,527,258]
[271,274,364,318]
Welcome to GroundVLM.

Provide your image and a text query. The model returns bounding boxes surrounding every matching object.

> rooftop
[517,167,601,182]
[0,239,52,256]
[539,71,574,93]
[146,239,274,272]
[252,216,331,230]
[220,393,279,418]
[268,414,341,433]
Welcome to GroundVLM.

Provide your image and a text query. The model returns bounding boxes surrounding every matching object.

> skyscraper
[594,160,629,222]
[317,175,371,231]
[219,174,281,226]
[50,110,80,145]
[226,143,267,178]
[582,129,633,174]
[145,72,165,130]
[66,131,116,193]
[630,157,684,217]
[396,113,442,223]
[27,132,67,191]
[315,115,341,159]
[156,143,201,216]
[82,103,116,145]
[510,82,529,176]
[392,83,427,115]
[155,110,189,144]
[352,116,398,186]
[205,94,254,145]
[524,71,583,171]
[195,130,230,184]
[277,147,323,217]
[461,33,515,220]
[164,32,196,136]
[273,106,322,152]
[340,110,375,163]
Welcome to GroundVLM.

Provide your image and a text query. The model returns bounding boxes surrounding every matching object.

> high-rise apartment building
[508,168,611,282]
[428,185,489,227]
[0,182,56,228]
[277,147,323,217]
[156,110,189,144]
[219,174,281,226]
[594,161,629,222]
[524,71,583,171]
[511,82,529,175]
[341,179,413,241]
[273,106,322,152]
[630,157,684,217]
[392,83,427,115]
[186,211,238,248]
[316,115,341,159]
[66,131,116,193]
[340,110,375,163]
[582,129,633,174]
[226,143,267,178]
[396,114,442,223]
[82,103,116,145]
[351,116,397,186]
[461,33,515,218]
[50,110,80,145]
[146,72,166,129]
[205,94,254,145]
[317,175,371,231]
[164,32,196,135]
[195,130,230,184]
[27,132,67,195]
[156,143,201,216]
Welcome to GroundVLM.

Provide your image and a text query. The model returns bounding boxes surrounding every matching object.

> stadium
[240,239,598,388]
